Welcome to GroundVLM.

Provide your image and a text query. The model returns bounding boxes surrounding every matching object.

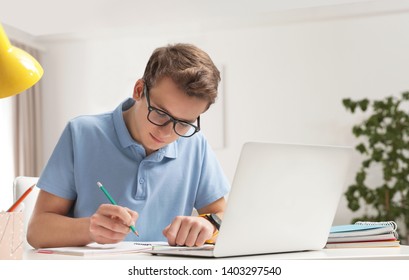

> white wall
[0,98,15,209]
[38,5,409,224]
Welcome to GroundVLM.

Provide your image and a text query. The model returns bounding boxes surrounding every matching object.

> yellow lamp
[0,23,43,98]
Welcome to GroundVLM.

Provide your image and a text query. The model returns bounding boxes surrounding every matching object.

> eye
[154,109,169,118]
[178,122,190,128]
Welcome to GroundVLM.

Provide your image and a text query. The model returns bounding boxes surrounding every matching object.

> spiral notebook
[326,221,400,248]
[328,223,397,238]
[150,142,353,258]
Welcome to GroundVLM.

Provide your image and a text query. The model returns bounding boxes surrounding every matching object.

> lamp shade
[0,23,43,98]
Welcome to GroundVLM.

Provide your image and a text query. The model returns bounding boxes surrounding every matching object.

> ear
[133,79,144,100]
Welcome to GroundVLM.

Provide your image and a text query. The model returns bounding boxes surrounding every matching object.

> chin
[146,139,164,151]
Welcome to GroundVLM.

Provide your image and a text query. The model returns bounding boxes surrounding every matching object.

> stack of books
[325,221,400,248]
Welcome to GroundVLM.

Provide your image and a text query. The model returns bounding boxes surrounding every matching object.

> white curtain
[11,40,43,177]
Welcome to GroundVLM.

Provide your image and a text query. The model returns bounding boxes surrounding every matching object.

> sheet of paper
[37,241,168,256]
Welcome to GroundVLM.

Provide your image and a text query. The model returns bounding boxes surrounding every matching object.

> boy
[27,43,230,249]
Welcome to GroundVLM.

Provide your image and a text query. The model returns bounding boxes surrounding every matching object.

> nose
[157,121,174,137]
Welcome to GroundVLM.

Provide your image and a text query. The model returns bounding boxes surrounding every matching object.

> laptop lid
[153,142,353,258]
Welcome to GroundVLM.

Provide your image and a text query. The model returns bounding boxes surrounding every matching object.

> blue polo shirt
[37,98,230,241]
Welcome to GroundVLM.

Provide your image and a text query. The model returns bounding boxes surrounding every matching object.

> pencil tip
[97,182,102,187]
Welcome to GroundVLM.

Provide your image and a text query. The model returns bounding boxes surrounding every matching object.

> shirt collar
[113,98,178,159]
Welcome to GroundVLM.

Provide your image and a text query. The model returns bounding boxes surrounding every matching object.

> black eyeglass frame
[143,83,201,138]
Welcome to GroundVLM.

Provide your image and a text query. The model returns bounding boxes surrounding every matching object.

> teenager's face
[129,77,208,155]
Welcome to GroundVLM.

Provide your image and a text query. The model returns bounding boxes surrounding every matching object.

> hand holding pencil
[97,182,139,236]
[88,182,139,244]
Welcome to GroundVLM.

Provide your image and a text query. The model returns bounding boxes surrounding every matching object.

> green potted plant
[342,91,409,243]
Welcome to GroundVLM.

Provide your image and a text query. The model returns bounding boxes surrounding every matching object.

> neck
[122,107,155,156]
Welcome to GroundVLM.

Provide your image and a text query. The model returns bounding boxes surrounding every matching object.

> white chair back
[13,176,39,232]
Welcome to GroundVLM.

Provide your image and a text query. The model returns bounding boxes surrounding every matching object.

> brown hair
[142,43,220,109]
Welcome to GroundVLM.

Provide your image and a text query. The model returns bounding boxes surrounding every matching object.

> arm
[27,190,138,249]
[162,197,226,247]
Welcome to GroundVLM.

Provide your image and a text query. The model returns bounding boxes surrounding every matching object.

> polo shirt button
[139,178,145,184]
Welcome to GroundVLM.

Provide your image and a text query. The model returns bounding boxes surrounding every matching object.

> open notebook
[150,142,353,257]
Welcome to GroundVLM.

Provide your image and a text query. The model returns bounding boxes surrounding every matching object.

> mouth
[150,133,165,144]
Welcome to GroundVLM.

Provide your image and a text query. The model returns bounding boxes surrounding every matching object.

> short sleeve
[194,140,230,210]
[36,123,77,200]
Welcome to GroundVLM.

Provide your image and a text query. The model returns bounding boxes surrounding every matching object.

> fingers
[163,216,214,247]
[124,207,139,228]
[99,204,137,227]
[89,204,139,244]
[89,216,127,244]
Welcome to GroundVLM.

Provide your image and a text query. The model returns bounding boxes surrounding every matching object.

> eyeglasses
[143,84,200,138]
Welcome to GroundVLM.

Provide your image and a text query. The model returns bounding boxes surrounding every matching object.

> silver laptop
[151,142,353,258]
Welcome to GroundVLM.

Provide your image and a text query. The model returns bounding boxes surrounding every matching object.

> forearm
[27,213,92,249]
[198,197,226,217]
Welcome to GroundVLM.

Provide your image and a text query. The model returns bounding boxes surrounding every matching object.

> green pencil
[97,181,139,236]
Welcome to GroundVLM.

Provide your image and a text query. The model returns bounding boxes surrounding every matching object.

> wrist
[199,213,221,230]
[199,213,222,244]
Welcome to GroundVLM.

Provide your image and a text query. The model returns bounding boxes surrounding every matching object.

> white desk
[24,245,409,260]
[12,246,409,279]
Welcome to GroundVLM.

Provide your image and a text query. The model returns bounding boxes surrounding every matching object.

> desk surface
[24,245,409,260]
